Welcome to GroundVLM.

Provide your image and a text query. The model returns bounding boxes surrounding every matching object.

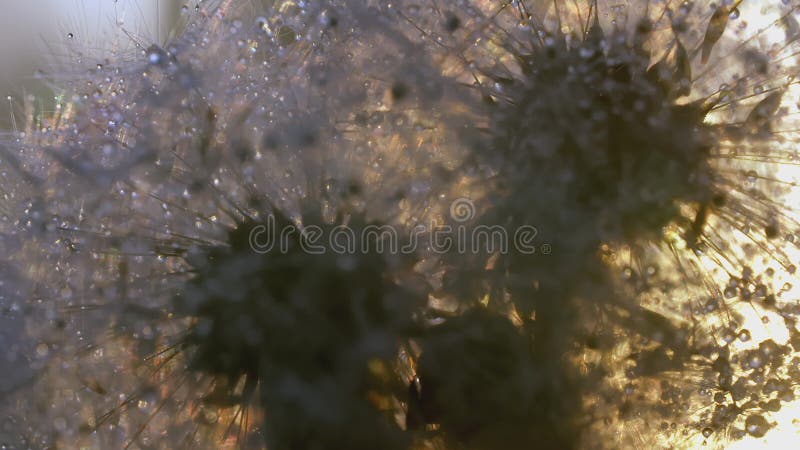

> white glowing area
[723,1,800,446]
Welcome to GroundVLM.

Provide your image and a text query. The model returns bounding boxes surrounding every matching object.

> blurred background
[0,0,181,130]
[0,0,181,423]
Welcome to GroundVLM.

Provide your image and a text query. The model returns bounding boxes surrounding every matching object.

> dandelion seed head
[485,16,714,245]
[176,208,425,449]
[394,0,800,447]
[1,1,465,447]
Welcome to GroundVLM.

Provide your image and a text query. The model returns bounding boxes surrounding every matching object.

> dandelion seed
[394,0,800,447]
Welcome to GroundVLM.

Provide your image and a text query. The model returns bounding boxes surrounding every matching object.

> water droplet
[738,329,751,342]
[747,352,764,369]
[722,329,736,343]
[146,46,166,65]
[66,32,74,39]
[276,26,296,46]
[702,427,713,438]
[745,414,769,437]
[622,266,634,280]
